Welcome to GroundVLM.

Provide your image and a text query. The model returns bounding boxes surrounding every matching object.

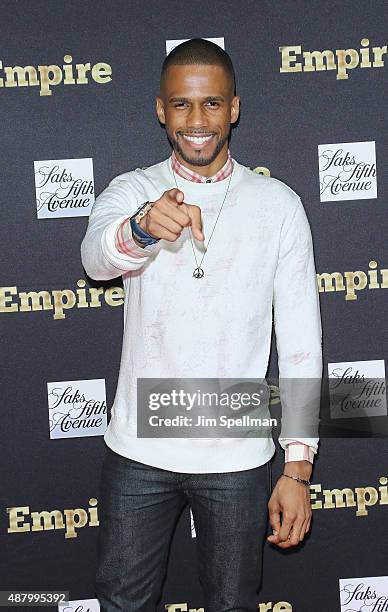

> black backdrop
[1,1,387,611]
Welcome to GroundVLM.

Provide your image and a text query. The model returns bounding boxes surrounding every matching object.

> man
[81,39,322,612]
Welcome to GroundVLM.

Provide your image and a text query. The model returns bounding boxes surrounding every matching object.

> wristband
[281,473,311,487]
[130,216,159,246]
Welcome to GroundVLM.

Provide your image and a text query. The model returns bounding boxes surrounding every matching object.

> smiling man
[158,60,238,172]
[81,39,323,612]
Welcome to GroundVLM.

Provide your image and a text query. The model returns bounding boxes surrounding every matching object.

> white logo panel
[328,359,386,419]
[59,598,100,612]
[339,575,388,611]
[34,158,94,218]
[318,141,377,201]
[47,378,107,439]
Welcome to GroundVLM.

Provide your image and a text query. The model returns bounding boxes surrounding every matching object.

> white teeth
[183,135,213,144]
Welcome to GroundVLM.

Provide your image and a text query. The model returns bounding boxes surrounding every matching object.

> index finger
[164,188,184,206]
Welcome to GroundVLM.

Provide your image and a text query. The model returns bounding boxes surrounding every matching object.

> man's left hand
[267,461,312,549]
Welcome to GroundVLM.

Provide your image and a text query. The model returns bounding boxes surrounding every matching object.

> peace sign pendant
[193,267,205,279]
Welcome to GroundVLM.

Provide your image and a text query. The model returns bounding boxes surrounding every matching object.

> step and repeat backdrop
[1,1,387,611]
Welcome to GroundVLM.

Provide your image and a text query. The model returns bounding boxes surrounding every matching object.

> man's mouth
[180,133,215,150]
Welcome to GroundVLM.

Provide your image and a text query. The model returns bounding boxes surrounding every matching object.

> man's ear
[156,97,166,125]
[230,96,240,124]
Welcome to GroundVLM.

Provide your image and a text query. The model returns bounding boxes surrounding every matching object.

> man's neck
[174,148,229,178]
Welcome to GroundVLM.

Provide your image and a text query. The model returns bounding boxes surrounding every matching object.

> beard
[168,129,230,167]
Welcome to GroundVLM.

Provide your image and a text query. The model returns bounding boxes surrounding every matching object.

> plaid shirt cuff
[284,442,315,464]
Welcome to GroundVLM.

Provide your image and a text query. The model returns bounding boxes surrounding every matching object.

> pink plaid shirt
[114,152,314,465]
[171,149,233,183]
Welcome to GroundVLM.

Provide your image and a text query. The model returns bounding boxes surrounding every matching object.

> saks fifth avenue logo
[328,360,386,419]
[58,599,100,612]
[339,575,388,612]
[34,158,94,219]
[318,141,377,202]
[47,379,107,439]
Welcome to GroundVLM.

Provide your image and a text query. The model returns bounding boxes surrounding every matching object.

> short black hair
[160,38,236,95]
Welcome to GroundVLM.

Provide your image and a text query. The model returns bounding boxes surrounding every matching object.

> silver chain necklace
[171,160,233,279]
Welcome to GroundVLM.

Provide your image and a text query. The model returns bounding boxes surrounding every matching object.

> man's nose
[187,104,208,128]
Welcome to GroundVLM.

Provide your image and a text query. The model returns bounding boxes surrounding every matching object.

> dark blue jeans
[95,444,272,612]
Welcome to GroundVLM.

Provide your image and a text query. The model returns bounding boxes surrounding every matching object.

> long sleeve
[273,196,323,457]
[80,176,160,281]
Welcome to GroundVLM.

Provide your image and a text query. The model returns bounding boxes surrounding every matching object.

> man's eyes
[172,101,220,108]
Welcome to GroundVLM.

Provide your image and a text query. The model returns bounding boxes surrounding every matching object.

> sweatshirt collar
[171,149,233,183]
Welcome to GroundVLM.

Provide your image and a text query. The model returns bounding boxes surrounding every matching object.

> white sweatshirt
[81,156,323,473]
